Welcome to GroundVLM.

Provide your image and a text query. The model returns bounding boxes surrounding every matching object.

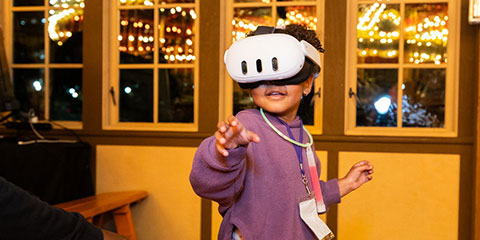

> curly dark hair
[247,24,324,53]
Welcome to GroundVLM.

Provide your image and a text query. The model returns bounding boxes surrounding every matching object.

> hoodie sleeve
[0,176,103,240]
[189,135,248,210]
[320,178,341,208]
[190,111,259,211]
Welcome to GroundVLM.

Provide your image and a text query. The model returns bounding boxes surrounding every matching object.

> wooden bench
[54,191,148,240]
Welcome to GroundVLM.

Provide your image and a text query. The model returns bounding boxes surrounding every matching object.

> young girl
[190,24,374,240]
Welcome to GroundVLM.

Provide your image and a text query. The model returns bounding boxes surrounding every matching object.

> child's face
[249,76,313,123]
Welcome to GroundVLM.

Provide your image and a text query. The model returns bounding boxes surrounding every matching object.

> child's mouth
[266,91,286,96]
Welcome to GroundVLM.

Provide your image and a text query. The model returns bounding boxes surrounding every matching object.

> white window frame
[2,0,84,129]
[103,0,200,131]
[344,0,460,137]
[219,0,325,135]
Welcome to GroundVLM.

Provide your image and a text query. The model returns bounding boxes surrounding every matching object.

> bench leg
[93,214,105,228]
[113,204,137,240]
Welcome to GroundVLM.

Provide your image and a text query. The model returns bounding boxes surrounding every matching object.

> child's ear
[303,75,315,94]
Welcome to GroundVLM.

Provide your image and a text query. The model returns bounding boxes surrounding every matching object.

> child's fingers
[353,164,373,174]
[353,160,370,167]
[214,131,226,145]
[227,115,238,126]
[217,121,228,133]
[214,131,229,156]
[215,141,229,157]
[227,115,239,131]
[354,161,374,171]
[246,130,260,143]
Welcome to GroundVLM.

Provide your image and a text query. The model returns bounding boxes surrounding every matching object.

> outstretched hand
[215,115,260,157]
[338,160,374,197]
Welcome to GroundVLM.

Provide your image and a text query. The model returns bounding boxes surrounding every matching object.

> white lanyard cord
[260,108,326,213]
[259,108,313,148]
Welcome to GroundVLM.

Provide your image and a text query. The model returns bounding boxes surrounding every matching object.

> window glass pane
[159,0,194,3]
[49,0,84,7]
[356,68,397,127]
[234,0,267,2]
[276,6,316,30]
[119,69,153,122]
[13,0,43,6]
[158,68,194,123]
[49,9,84,63]
[402,68,445,127]
[232,7,273,42]
[278,0,315,2]
[233,84,256,115]
[357,3,400,64]
[404,3,448,64]
[50,69,82,121]
[119,0,154,6]
[159,8,196,64]
[119,10,154,64]
[13,69,45,120]
[13,12,45,63]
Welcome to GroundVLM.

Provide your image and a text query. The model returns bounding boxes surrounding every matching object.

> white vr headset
[224,28,322,89]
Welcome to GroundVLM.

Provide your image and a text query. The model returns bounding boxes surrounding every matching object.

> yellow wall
[338,152,460,240]
[211,151,329,240]
[96,145,201,240]
[96,147,461,240]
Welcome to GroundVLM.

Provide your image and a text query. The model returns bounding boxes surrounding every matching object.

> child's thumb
[246,130,260,143]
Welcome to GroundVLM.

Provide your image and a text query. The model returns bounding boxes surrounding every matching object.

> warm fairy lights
[404,13,448,64]
[277,9,317,30]
[118,6,196,63]
[357,3,401,60]
[232,7,317,42]
[357,3,448,64]
[47,0,84,45]
[119,0,153,6]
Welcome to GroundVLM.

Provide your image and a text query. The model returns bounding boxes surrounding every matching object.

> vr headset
[224,26,322,89]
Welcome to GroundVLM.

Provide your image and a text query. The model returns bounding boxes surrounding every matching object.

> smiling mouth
[266,91,286,96]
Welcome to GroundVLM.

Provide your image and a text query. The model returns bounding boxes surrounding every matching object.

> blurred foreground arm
[0,176,124,240]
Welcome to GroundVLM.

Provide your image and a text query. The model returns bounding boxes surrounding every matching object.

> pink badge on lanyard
[306,146,326,213]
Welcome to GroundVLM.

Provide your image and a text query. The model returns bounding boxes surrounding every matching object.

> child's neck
[260,108,299,124]
[278,116,295,124]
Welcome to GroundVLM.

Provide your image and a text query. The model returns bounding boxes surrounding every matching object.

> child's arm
[190,114,260,209]
[215,115,260,156]
[338,160,374,197]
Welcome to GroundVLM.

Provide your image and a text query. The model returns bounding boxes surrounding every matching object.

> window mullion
[44,1,50,121]
[397,2,405,128]
[153,4,159,124]
[272,1,276,26]
[113,0,120,125]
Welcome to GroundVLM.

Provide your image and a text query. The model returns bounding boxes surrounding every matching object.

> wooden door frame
[475,28,480,240]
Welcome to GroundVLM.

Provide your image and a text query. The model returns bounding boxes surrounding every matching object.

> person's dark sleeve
[0,176,103,240]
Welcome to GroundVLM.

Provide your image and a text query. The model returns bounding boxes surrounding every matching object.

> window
[345,0,460,137]
[7,0,84,127]
[221,0,325,133]
[104,0,199,131]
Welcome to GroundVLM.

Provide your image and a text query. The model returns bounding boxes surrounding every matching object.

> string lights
[118,5,196,63]
[357,3,448,64]
[48,0,84,46]
[231,7,317,42]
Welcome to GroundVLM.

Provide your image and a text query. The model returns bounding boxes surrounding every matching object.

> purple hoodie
[190,109,340,240]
